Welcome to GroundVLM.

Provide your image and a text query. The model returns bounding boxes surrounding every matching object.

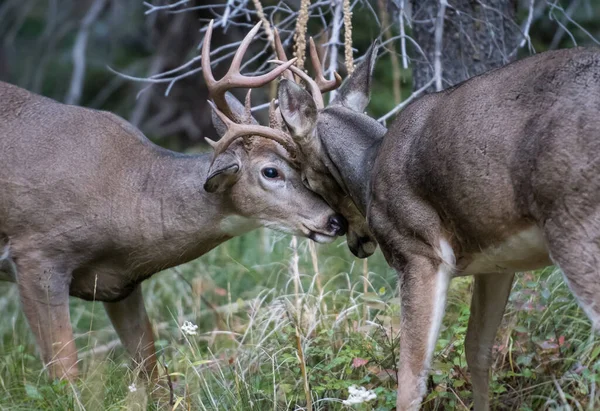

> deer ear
[211,92,258,136]
[204,150,241,193]
[330,40,378,112]
[277,79,318,140]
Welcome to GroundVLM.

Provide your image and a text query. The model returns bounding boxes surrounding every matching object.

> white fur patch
[461,226,550,275]
[219,215,260,237]
[424,240,455,368]
[344,91,368,112]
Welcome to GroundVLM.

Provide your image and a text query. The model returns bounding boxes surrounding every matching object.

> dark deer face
[277,44,383,258]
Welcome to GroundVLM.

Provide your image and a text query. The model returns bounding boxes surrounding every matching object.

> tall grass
[1,230,599,410]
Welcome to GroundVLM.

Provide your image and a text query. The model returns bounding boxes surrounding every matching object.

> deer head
[273,36,383,257]
[201,21,347,242]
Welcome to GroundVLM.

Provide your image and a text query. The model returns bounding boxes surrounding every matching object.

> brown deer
[0,21,349,383]
[274,42,600,410]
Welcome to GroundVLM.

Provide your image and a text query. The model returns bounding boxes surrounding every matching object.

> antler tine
[243,90,253,124]
[270,60,325,109]
[269,98,286,130]
[273,29,294,81]
[206,101,297,164]
[201,20,217,89]
[230,22,263,72]
[201,19,298,122]
[269,99,278,128]
[309,37,342,93]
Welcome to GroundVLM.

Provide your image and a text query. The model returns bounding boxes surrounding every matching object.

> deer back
[372,47,600,256]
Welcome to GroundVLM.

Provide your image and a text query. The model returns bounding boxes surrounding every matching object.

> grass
[1,229,600,410]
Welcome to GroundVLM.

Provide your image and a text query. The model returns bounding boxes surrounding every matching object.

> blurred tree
[1,0,599,149]
[410,0,520,91]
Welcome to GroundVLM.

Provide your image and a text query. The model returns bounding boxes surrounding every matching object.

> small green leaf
[25,384,43,400]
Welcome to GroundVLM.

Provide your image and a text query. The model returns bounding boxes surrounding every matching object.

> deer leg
[104,285,158,381]
[16,260,78,380]
[465,273,514,411]
[395,253,453,410]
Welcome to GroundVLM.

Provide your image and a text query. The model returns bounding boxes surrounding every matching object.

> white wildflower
[342,385,377,405]
[181,320,198,336]
[128,383,137,393]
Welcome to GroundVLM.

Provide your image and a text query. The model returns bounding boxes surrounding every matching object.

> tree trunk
[410,0,520,91]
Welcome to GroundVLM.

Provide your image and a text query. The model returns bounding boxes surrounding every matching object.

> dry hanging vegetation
[2,0,600,410]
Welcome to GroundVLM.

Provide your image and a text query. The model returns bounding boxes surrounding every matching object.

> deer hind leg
[104,285,158,381]
[465,273,514,411]
[544,208,600,329]
[16,256,78,380]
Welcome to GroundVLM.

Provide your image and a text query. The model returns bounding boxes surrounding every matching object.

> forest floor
[1,230,599,410]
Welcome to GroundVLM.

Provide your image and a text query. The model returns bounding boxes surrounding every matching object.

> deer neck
[125,151,254,274]
[318,107,387,216]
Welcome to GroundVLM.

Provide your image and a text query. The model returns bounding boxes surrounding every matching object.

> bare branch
[398,0,408,69]
[328,0,344,100]
[378,77,435,124]
[143,0,190,15]
[520,0,535,49]
[433,0,447,92]
[65,0,107,105]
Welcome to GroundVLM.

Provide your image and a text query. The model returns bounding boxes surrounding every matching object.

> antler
[309,37,342,93]
[269,60,325,109]
[270,31,342,109]
[202,19,297,122]
[205,100,297,164]
[202,20,300,159]
[273,29,294,82]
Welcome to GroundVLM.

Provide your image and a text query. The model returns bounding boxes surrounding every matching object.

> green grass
[1,230,599,410]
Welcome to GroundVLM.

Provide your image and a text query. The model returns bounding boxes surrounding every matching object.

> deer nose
[327,214,348,236]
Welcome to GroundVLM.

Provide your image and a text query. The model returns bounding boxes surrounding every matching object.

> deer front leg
[396,252,453,410]
[465,273,514,411]
[104,285,158,381]
[17,260,78,380]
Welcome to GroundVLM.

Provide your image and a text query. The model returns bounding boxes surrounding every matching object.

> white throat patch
[220,215,260,237]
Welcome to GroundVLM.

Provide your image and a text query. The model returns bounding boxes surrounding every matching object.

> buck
[0,21,350,383]
[272,42,600,409]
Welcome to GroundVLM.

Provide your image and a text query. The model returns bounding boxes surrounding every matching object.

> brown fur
[278,47,600,410]
[0,81,344,381]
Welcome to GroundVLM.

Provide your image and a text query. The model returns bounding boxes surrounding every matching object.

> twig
[378,77,435,123]
[433,0,448,92]
[308,241,327,314]
[221,0,235,27]
[65,0,107,105]
[328,0,344,100]
[549,0,581,49]
[377,0,401,103]
[143,0,190,15]
[162,360,175,406]
[398,0,408,69]
[520,0,535,49]
[289,236,311,411]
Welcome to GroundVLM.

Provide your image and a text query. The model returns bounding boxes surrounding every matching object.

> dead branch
[65,0,108,105]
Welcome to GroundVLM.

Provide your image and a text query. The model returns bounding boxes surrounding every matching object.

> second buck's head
[201,21,347,242]
[272,36,384,258]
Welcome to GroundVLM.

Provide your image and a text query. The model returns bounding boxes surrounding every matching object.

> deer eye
[262,167,280,179]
